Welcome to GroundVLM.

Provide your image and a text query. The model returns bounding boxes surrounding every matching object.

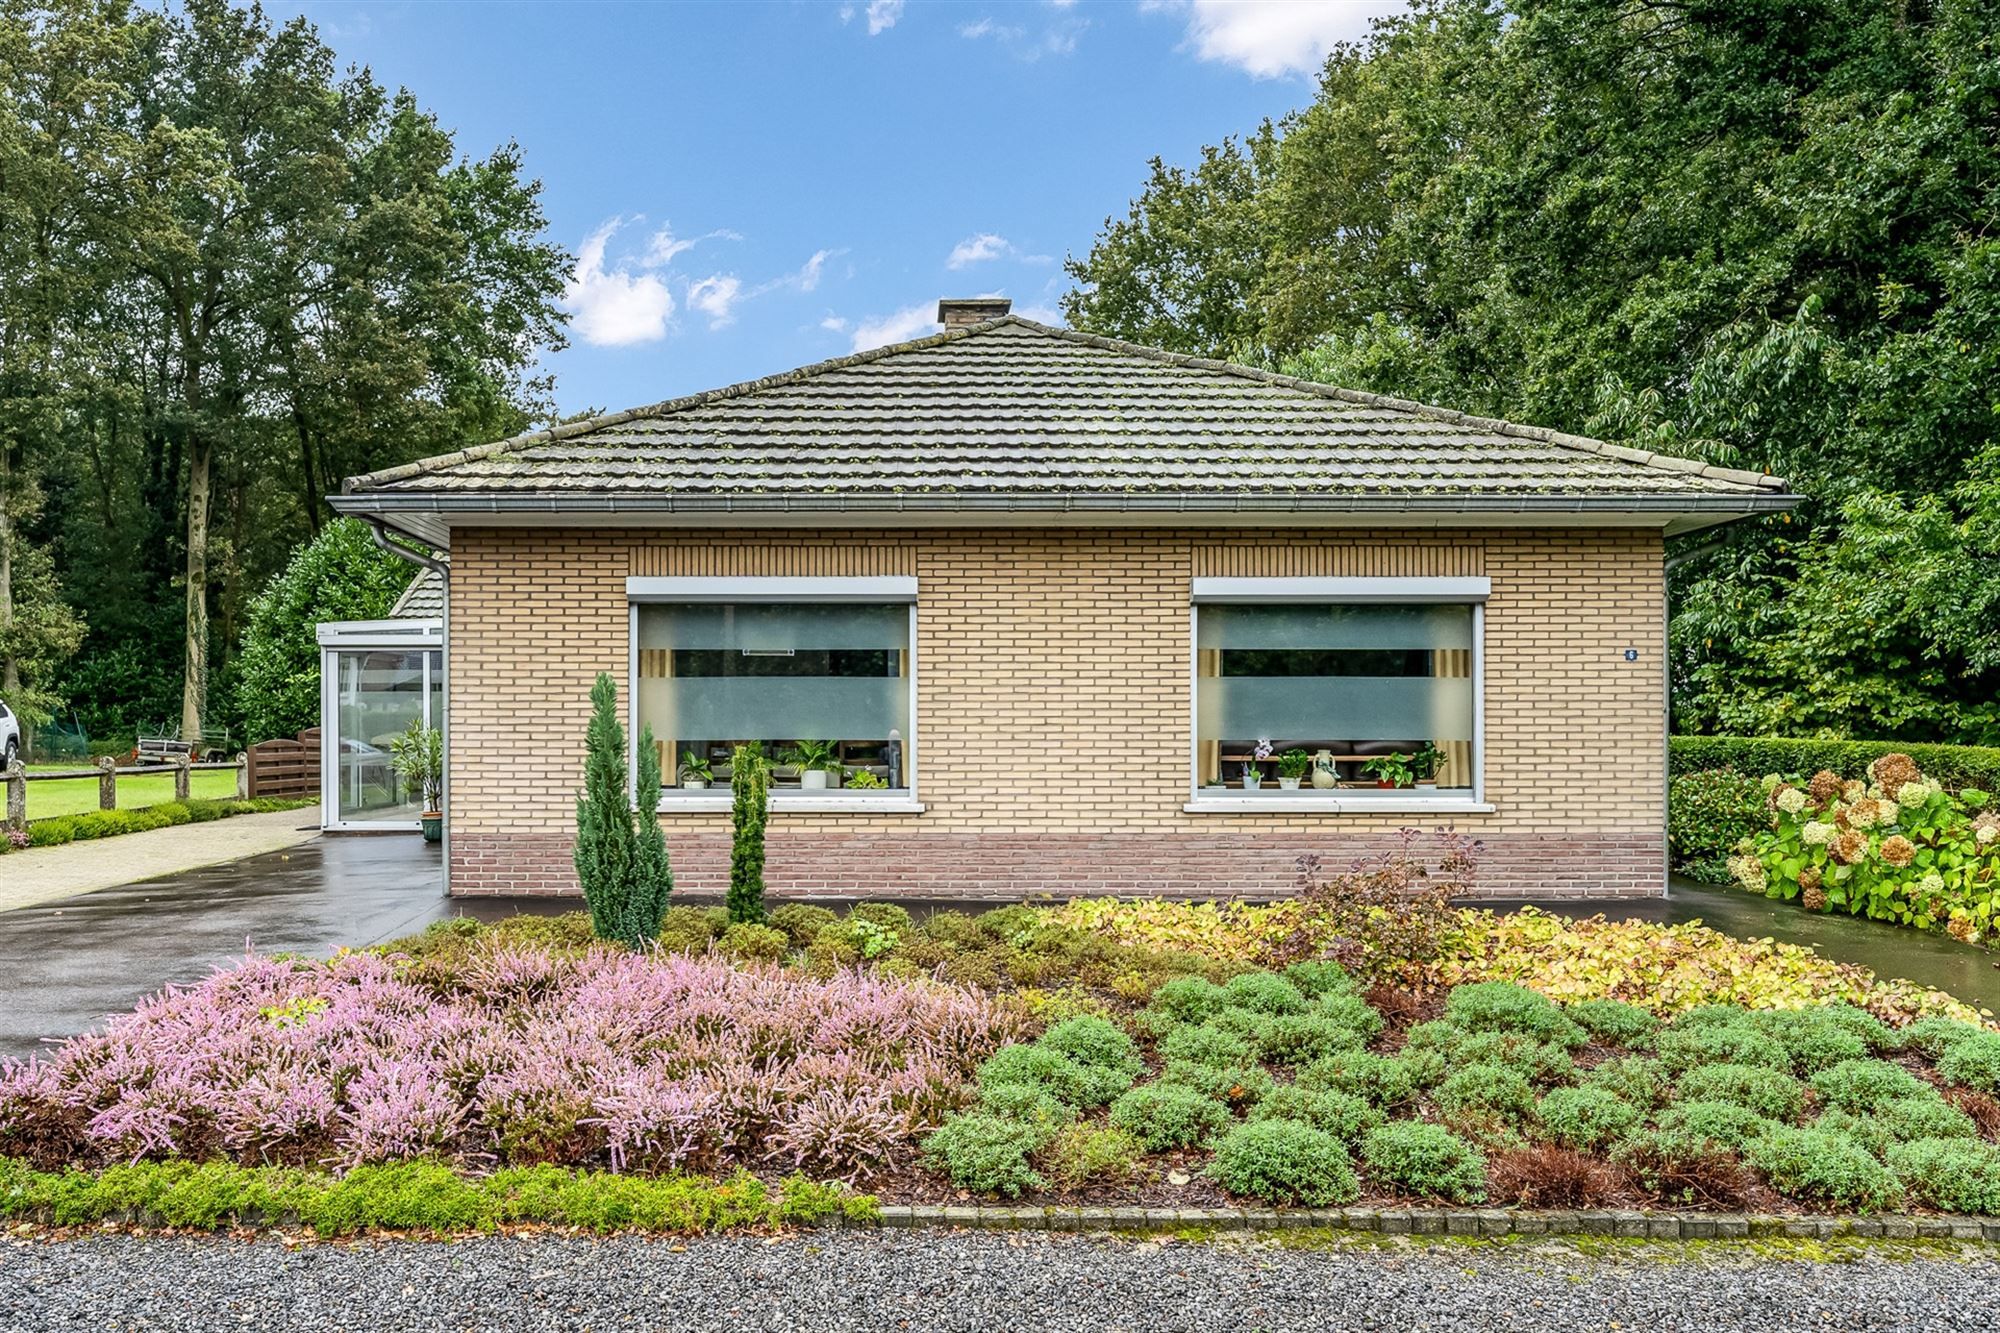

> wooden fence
[244,727,321,800]
[3,754,248,835]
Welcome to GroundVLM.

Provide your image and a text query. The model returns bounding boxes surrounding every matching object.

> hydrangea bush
[1732,753,2000,943]
[0,947,1022,1177]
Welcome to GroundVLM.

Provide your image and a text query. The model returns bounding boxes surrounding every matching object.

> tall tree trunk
[180,431,211,742]
[0,444,15,700]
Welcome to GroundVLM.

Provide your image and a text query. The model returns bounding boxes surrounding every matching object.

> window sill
[655,793,926,815]
[1183,795,1496,815]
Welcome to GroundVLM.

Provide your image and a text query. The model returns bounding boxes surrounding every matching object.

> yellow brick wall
[444,527,1664,845]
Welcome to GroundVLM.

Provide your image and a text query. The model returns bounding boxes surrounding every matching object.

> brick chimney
[937,297,1011,329]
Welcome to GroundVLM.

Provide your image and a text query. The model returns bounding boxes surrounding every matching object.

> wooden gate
[245,727,321,800]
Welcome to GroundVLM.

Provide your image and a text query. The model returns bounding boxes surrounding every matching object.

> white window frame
[1185,576,1493,814]
[626,576,923,814]
[315,619,445,832]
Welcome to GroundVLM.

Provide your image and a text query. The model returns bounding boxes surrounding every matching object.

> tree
[1066,0,2000,741]
[233,518,413,742]
[728,742,769,924]
[573,673,672,950]
[0,0,570,749]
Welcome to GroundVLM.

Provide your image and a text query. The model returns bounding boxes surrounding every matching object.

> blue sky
[290,0,1407,416]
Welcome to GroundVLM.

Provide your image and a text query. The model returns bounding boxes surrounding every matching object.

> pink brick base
[446,830,1665,900]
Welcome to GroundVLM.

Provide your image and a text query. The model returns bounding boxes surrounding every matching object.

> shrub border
[1670,736,2000,792]
[9,796,315,851]
[876,1203,2000,1242]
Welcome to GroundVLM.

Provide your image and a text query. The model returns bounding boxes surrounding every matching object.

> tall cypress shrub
[573,673,672,948]
[626,722,673,942]
[728,741,769,923]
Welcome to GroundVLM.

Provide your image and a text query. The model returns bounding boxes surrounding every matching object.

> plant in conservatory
[389,721,446,842]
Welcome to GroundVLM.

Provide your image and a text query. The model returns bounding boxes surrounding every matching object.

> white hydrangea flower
[1775,787,1808,816]
[1898,780,1936,811]
[1919,872,1945,895]
[1729,854,1768,891]
[1760,773,1783,794]
[1801,821,1836,846]
[1977,824,1998,845]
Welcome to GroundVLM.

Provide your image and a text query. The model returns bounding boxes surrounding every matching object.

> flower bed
[0,948,1022,1176]
[6,892,2000,1229]
[1730,753,2000,944]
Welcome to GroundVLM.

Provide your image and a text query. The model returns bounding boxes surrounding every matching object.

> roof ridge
[345,313,1787,495]
[1007,317,1790,494]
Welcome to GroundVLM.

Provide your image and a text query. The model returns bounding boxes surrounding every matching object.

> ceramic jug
[1311,749,1338,789]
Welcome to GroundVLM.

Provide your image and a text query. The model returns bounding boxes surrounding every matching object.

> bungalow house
[329,300,1797,899]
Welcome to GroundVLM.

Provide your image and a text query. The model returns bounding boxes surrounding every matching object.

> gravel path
[7,1229,2000,1332]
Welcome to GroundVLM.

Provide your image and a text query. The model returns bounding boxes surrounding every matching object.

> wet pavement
[0,835,469,1057]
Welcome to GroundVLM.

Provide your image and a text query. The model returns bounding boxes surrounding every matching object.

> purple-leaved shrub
[0,947,1023,1177]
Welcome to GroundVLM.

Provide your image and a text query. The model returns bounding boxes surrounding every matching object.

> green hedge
[12,797,314,851]
[0,1157,877,1236]
[1671,737,2000,793]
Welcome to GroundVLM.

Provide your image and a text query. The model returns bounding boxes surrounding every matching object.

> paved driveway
[0,834,480,1057]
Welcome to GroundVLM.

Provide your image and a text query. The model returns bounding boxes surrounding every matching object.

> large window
[635,594,914,799]
[1193,585,1480,801]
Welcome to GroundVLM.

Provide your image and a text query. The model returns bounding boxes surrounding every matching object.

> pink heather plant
[0,944,1022,1177]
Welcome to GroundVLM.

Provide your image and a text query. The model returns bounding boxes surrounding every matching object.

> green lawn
[23,767,246,820]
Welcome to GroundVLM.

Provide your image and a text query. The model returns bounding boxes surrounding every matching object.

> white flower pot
[682,779,707,790]
[1278,777,1301,790]
[1242,776,1262,791]
[801,770,829,790]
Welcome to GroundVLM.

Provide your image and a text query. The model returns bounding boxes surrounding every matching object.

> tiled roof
[388,568,444,619]
[342,318,1791,509]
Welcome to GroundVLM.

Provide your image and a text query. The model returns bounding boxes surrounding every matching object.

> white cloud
[686,274,743,328]
[865,0,904,34]
[947,233,1013,268]
[1154,0,1408,79]
[850,303,940,352]
[796,249,833,293]
[1013,303,1063,326]
[820,315,849,333]
[959,17,1022,39]
[564,218,676,346]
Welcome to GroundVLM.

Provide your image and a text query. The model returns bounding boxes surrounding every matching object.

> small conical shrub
[728,741,769,924]
[573,673,672,949]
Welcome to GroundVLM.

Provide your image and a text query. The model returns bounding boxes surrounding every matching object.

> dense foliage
[1065,0,2000,741]
[1733,754,2000,944]
[233,520,413,742]
[0,0,568,749]
[1671,736,2000,794]
[728,743,770,924]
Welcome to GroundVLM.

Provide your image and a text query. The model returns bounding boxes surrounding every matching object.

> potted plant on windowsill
[1411,742,1447,788]
[680,751,713,790]
[845,767,887,791]
[390,720,445,842]
[1277,748,1311,790]
[1360,753,1416,790]
[787,739,841,790]
[1241,737,1273,791]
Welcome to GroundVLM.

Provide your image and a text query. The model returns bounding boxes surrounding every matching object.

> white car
[0,698,17,769]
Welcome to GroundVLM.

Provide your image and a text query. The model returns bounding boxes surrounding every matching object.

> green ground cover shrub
[1244,1086,1383,1145]
[1579,1056,1668,1109]
[1654,1101,1779,1152]
[1041,1125,1141,1189]
[1936,1032,2000,1093]
[1654,1021,1792,1076]
[0,1158,873,1235]
[1107,1084,1232,1152]
[1675,1064,1805,1121]
[1247,1012,1365,1065]
[1886,1138,2000,1214]
[1207,1120,1359,1206]
[1565,999,1658,1048]
[1156,1059,1274,1110]
[1432,1063,1536,1126]
[1875,1094,1978,1143]
[921,1114,1050,1196]
[1220,972,1308,1014]
[1746,1128,1902,1211]
[1443,982,1588,1048]
[1360,1122,1486,1203]
[1808,1059,1928,1112]
[1295,1050,1418,1108]
[19,797,312,849]
[1159,1023,1257,1070]
[1535,1087,1640,1152]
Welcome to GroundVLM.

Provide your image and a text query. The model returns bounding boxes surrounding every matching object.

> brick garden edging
[871,1203,2000,1242]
